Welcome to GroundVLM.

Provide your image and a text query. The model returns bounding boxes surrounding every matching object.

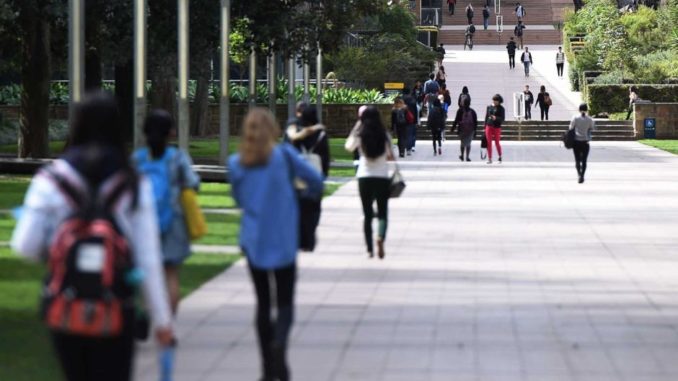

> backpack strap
[309,130,326,154]
[42,165,88,210]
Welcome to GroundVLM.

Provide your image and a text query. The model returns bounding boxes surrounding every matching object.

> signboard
[644,118,656,139]
[384,82,405,97]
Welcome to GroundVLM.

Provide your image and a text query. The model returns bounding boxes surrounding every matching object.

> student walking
[345,107,394,259]
[523,85,534,120]
[464,23,476,50]
[441,84,453,109]
[448,0,456,15]
[520,46,533,77]
[506,37,517,69]
[436,66,447,87]
[403,89,419,155]
[466,3,475,24]
[514,22,526,49]
[392,97,413,158]
[424,73,440,116]
[484,94,506,164]
[289,106,330,251]
[452,96,478,162]
[556,47,565,77]
[133,110,201,318]
[569,103,596,184]
[229,108,324,381]
[11,92,174,381]
[515,2,526,21]
[458,86,471,108]
[626,86,639,120]
[536,85,552,121]
[429,98,446,156]
[483,5,491,30]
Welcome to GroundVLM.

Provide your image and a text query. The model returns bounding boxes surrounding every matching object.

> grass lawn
[0,247,238,381]
[640,140,678,155]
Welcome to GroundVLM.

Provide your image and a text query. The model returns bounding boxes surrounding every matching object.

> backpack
[405,109,415,125]
[396,108,407,126]
[470,25,476,33]
[133,147,176,233]
[42,166,135,337]
[563,128,576,149]
[460,110,475,136]
[515,26,523,37]
[544,93,553,106]
[460,93,470,107]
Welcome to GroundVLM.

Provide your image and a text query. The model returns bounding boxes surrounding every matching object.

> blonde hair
[239,108,280,167]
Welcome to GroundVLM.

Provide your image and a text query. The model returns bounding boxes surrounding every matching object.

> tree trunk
[190,76,210,137]
[115,60,134,143]
[18,3,50,158]
[85,1,103,90]
[85,49,102,90]
[150,55,177,121]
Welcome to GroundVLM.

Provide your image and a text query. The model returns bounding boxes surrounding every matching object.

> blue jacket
[229,144,324,270]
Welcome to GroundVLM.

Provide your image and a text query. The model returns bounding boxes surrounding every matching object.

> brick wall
[634,103,678,139]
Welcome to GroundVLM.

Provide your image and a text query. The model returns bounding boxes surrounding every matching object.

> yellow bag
[180,189,207,241]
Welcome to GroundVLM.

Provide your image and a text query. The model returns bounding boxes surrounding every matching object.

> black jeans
[51,311,135,381]
[358,178,390,254]
[556,63,564,76]
[395,125,407,157]
[508,54,515,68]
[525,102,532,119]
[299,199,321,252]
[573,141,590,177]
[540,106,549,120]
[449,3,455,14]
[432,128,443,151]
[249,262,297,381]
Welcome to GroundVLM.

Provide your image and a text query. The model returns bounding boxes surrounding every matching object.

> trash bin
[644,118,656,139]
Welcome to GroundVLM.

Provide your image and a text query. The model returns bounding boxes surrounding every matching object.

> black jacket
[524,90,534,104]
[427,106,446,132]
[506,41,517,54]
[293,128,330,177]
[452,107,478,138]
[520,51,533,64]
[484,105,505,128]
[536,92,550,108]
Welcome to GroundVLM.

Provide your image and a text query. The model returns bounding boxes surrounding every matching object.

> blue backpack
[134,147,177,233]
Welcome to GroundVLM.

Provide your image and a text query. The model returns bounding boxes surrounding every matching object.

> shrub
[632,50,678,84]
[593,71,625,84]
[586,84,678,115]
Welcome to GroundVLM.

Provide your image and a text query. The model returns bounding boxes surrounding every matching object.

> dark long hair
[66,91,138,203]
[144,110,173,159]
[359,107,387,159]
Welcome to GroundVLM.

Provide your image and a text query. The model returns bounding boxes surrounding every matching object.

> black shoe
[466,158,471,162]
[578,176,584,184]
[459,155,464,161]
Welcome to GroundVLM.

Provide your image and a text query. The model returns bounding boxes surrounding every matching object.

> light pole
[177,0,190,151]
[269,52,277,115]
[316,46,323,123]
[219,0,231,165]
[133,0,147,149]
[287,56,296,121]
[249,48,257,109]
[68,0,84,123]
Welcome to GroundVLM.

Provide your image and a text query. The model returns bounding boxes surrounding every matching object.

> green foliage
[593,71,625,84]
[0,84,21,105]
[586,84,678,115]
[632,50,678,84]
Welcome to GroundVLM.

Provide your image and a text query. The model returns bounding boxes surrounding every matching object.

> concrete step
[439,29,563,45]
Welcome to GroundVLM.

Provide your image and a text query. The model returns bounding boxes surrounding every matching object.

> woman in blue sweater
[229,108,323,381]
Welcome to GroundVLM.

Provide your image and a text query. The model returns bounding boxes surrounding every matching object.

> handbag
[562,128,576,150]
[180,188,208,241]
[389,165,406,198]
[295,131,325,192]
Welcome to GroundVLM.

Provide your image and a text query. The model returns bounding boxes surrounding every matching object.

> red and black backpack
[41,166,135,337]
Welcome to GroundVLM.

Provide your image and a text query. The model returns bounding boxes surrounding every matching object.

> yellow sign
[384,82,405,90]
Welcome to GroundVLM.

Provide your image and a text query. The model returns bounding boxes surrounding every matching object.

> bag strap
[43,166,88,210]
[308,130,326,154]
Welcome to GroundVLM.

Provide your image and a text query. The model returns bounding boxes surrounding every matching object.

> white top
[569,114,596,142]
[556,52,565,64]
[345,123,392,179]
[11,159,172,328]
[523,52,531,63]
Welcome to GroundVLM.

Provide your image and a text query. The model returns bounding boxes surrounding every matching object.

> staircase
[416,120,636,141]
[438,0,570,46]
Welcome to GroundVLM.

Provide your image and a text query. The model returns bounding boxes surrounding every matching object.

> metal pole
[303,59,310,104]
[249,48,257,109]
[68,0,84,123]
[268,52,276,115]
[287,57,296,121]
[133,0,147,149]
[219,0,231,165]
[177,0,189,151]
[316,47,323,124]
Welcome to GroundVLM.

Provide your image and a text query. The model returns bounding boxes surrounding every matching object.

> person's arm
[318,133,331,178]
[530,52,533,64]
[496,106,505,125]
[178,150,200,191]
[129,179,172,332]
[283,144,323,198]
[10,174,59,261]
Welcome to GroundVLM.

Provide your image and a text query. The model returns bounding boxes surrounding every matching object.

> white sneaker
[487,160,493,164]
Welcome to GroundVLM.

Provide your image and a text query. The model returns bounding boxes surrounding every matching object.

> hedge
[586,84,678,115]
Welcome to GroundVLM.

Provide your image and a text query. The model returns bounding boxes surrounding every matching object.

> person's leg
[626,106,633,120]
[52,333,88,381]
[272,262,297,381]
[164,266,181,316]
[524,102,530,119]
[87,313,136,381]
[375,178,390,259]
[573,142,582,176]
[545,106,549,121]
[460,141,465,160]
[248,264,275,379]
[485,126,493,161]
[581,142,590,177]
[465,143,471,160]
[495,128,503,159]
[540,106,545,121]
[358,178,375,255]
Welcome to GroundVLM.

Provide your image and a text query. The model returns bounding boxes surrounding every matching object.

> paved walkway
[136,141,678,381]
[441,46,581,121]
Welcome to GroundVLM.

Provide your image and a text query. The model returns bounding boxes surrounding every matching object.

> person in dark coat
[506,37,517,69]
[290,106,330,252]
[452,96,478,162]
[428,98,446,156]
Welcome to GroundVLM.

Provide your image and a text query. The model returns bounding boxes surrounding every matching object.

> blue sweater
[229,144,324,270]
